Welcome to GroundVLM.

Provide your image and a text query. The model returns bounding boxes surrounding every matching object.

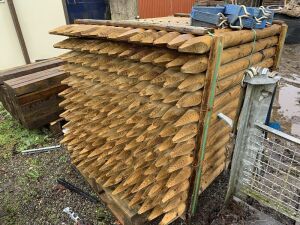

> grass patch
[0,103,51,153]
[58,155,68,163]
[25,158,42,181]
[26,168,41,181]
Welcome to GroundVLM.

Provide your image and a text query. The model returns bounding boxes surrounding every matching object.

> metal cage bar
[225,74,299,223]
[238,124,300,221]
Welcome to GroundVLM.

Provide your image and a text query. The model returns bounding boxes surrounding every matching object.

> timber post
[272,23,288,70]
[188,35,224,218]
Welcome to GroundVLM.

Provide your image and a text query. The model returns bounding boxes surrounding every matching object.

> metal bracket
[217,113,233,127]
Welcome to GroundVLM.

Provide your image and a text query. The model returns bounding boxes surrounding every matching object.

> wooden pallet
[81,173,148,225]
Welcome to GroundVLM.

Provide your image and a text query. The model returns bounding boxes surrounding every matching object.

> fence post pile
[50,17,287,225]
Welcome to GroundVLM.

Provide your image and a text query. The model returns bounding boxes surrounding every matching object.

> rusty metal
[138,0,195,18]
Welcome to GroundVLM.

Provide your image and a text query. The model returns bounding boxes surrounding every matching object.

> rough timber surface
[4,67,67,97]
[78,168,147,225]
[0,58,63,84]
[50,21,281,55]
[51,18,286,225]
[74,17,212,36]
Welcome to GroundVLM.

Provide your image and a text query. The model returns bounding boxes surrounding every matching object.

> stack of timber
[50,17,287,225]
[0,59,66,129]
[195,0,225,6]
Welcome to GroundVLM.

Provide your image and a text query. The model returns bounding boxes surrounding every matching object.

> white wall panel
[13,0,67,62]
[0,2,25,70]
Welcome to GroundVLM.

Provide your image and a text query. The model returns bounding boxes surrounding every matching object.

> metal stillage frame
[225,73,300,222]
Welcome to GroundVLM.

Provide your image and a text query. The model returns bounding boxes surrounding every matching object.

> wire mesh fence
[238,124,300,222]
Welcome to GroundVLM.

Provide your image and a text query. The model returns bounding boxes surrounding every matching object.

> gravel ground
[0,143,116,225]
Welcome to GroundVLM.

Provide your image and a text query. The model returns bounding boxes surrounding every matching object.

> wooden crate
[50,17,287,225]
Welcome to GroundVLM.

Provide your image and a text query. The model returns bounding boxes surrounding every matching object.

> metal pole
[7,0,31,64]
[21,145,61,155]
[225,74,280,204]
[61,0,70,24]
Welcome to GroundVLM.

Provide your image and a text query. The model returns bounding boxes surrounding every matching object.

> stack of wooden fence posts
[0,59,66,129]
[50,17,287,225]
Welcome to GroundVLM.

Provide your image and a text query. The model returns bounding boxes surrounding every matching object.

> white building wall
[0,0,67,70]
[13,0,67,62]
[0,2,25,70]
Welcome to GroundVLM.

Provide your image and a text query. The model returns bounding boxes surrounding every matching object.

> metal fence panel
[238,124,300,222]
[225,74,299,223]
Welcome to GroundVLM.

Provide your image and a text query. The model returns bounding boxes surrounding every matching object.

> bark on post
[188,35,224,217]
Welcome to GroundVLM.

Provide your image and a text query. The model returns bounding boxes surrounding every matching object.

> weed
[17,174,28,187]
[95,207,113,223]
[0,149,12,161]
[0,103,52,152]
[26,167,41,181]
[58,155,68,163]
[1,190,20,224]
[3,201,19,217]
[27,158,41,167]
[24,158,43,181]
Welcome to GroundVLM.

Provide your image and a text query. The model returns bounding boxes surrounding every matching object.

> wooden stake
[75,19,212,36]
[272,23,288,70]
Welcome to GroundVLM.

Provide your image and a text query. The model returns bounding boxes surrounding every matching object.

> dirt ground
[0,147,115,225]
[0,106,115,225]
[274,44,300,138]
[0,44,299,225]
[207,44,300,225]
[0,101,230,225]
